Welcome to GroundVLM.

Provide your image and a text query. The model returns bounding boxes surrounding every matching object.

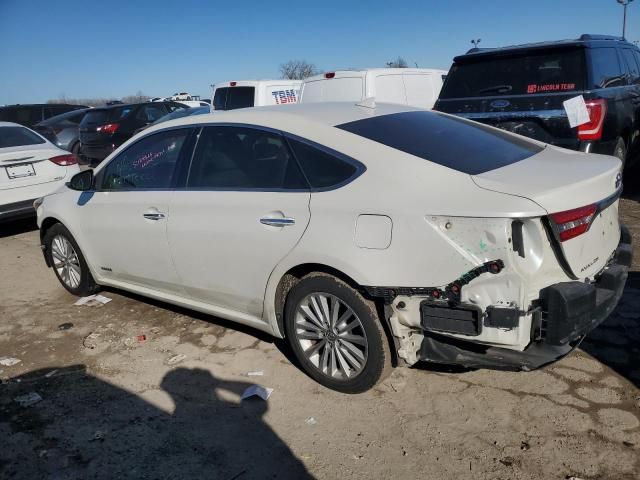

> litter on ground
[166,354,186,365]
[74,294,112,306]
[14,392,42,407]
[247,371,264,376]
[0,357,21,366]
[241,385,273,401]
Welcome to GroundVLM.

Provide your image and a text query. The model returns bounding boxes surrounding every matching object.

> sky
[0,0,638,104]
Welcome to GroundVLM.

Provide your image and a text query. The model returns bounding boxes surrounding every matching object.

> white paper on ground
[247,371,264,376]
[0,357,21,366]
[241,385,273,401]
[563,95,590,128]
[74,294,112,306]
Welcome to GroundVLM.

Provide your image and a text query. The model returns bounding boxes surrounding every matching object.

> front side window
[137,104,166,123]
[589,48,625,88]
[287,138,359,189]
[187,126,307,190]
[101,129,189,190]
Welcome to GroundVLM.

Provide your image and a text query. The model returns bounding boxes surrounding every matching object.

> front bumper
[418,225,632,371]
[0,199,36,222]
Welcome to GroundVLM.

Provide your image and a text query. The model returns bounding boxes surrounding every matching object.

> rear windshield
[81,107,132,125]
[0,126,46,148]
[337,111,543,175]
[213,87,255,110]
[440,48,585,98]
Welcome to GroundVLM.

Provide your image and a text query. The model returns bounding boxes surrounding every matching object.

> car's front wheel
[284,273,392,393]
[43,223,99,296]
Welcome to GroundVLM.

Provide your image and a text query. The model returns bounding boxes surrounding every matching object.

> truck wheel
[284,273,392,393]
[614,137,627,169]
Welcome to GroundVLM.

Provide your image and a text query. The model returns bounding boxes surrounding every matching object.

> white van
[211,80,302,110]
[300,68,447,109]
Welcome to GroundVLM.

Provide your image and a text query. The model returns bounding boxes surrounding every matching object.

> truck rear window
[213,87,255,110]
[336,111,543,175]
[440,48,585,98]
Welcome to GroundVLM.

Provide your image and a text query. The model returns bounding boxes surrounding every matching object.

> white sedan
[35,103,631,393]
[0,122,79,222]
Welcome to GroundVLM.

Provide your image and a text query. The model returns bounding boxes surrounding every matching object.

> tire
[614,137,627,169]
[283,273,392,393]
[43,223,99,296]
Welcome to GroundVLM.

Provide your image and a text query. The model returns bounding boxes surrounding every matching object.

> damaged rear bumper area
[418,226,632,371]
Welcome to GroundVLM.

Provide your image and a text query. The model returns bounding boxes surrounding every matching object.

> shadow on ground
[581,271,640,388]
[0,366,313,480]
[0,217,38,238]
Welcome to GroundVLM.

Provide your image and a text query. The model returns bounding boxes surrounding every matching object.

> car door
[167,125,311,319]
[78,127,194,295]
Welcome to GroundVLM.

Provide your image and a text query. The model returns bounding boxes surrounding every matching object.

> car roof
[305,68,448,81]
[38,108,91,125]
[455,34,637,61]
[145,102,421,135]
[0,121,30,128]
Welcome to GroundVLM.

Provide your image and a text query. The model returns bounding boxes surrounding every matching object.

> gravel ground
[0,197,638,480]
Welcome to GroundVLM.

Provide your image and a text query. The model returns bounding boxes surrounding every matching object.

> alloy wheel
[294,292,368,380]
[51,234,81,289]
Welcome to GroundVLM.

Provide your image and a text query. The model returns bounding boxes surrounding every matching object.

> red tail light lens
[325,72,335,79]
[230,81,237,86]
[96,123,119,134]
[577,99,607,141]
[549,204,597,242]
[49,154,78,166]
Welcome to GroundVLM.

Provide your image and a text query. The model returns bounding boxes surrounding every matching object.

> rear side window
[337,111,543,175]
[621,49,640,84]
[187,126,307,190]
[288,138,359,189]
[82,110,110,125]
[101,129,190,190]
[0,126,46,148]
[440,48,585,98]
[212,87,255,110]
[136,104,166,123]
[589,48,625,88]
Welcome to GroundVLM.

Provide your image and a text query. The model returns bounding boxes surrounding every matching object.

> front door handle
[143,212,166,221]
[260,217,295,227]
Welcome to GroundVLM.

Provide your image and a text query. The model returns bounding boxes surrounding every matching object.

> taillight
[549,204,597,242]
[96,123,119,134]
[325,72,335,79]
[230,81,237,86]
[49,154,78,166]
[577,99,607,141]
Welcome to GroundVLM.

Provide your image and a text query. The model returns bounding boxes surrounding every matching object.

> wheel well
[273,263,399,366]
[39,217,61,242]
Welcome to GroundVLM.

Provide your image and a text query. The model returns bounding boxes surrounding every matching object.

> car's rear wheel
[284,273,392,393]
[44,223,98,296]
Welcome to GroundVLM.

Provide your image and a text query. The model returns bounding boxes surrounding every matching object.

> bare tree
[386,56,409,68]
[279,60,319,80]
[47,91,150,107]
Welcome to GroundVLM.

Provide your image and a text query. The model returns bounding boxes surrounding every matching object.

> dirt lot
[1,199,639,480]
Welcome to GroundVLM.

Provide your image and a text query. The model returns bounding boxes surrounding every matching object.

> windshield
[0,126,47,148]
[337,111,543,175]
[213,87,255,110]
[440,48,585,98]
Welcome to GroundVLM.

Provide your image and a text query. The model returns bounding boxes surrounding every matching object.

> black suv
[435,35,640,169]
[79,101,187,164]
[0,104,87,129]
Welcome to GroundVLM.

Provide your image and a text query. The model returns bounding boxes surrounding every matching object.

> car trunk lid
[472,147,622,278]
[0,144,68,190]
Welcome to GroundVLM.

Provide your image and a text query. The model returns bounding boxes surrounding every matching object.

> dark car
[0,104,87,129]
[435,34,640,170]
[132,106,211,136]
[79,101,187,164]
[33,108,90,155]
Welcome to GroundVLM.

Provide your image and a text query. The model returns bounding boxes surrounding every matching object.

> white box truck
[211,80,302,110]
[299,68,447,109]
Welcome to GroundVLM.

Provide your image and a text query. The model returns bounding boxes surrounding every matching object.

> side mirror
[67,169,94,191]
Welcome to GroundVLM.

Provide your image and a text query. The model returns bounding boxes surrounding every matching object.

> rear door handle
[143,212,166,221]
[260,217,295,227]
